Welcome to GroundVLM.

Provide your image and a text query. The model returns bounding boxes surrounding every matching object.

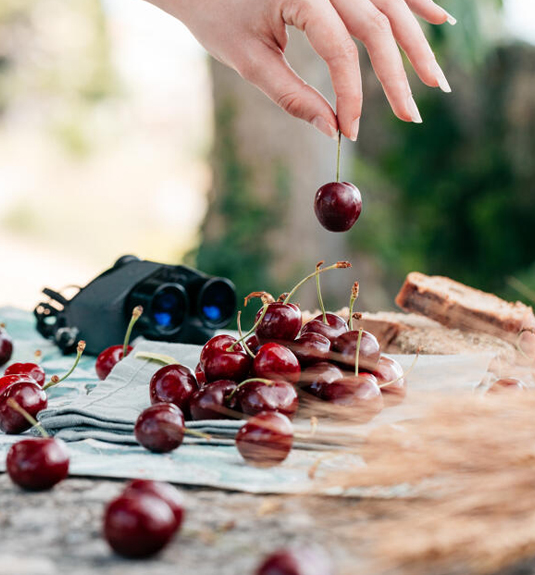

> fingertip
[311,116,339,140]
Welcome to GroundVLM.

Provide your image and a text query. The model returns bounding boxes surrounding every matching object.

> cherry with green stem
[43,340,86,390]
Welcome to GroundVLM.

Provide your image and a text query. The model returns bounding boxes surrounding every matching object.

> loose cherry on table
[4,362,46,387]
[149,364,199,415]
[189,380,238,420]
[0,380,48,434]
[487,377,527,393]
[314,133,362,233]
[235,411,294,468]
[199,334,251,383]
[0,324,13,367]
[256,546,334,575]
[134,403,186,453]
[95,305,143,380]
[104,492,177,558]
[233,378,299,419]
[253,342,301,385]
[122,479,185,532]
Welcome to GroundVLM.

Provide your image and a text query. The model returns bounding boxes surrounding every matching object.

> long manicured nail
[430,60,452,93]
[407,95,423,124]
[312,117,338,140]
[444,10,457,25]
[349,118,360,141]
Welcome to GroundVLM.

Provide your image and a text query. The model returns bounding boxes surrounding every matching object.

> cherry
[7,437,69,490]
[256,546,334,575]
[0,374,37,395]
[321,372,383,422]
[200,334,251,383]
[300,313,349,342]
[488,377,527,393]
[189,380,238,420]
[150,364,198,415]
[0,381,48,434]
[122,479,184,532]
[134,403,185,453]
[0,324,13,367]
[195,362,207,387]
[332,330,381,372]
[95,306,142,380]
[104,492,176,558]
[289,332,331,366]
[372,355,407,407]
[234,379,299,419]
[299,362,344,398]
[253,343,301,384]
[236,411,293,468]
[245,334,261,355]
[314,181,362,233]
[255,302,302,343]
[4,362,46,387]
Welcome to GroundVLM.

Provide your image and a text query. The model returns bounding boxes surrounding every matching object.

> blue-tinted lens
[151,288,185,332]
[202,305,223,322]
[199,280,236,327]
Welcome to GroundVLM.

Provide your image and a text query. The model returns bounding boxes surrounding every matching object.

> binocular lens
[151,286,187,333]
[198,279,236,328]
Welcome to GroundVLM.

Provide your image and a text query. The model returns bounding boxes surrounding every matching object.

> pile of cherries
[133,262,408,468]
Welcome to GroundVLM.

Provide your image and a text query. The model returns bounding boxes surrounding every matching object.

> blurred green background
[0,0,534,325]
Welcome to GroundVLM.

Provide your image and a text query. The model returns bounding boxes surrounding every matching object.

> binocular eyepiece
[35,256,237,355]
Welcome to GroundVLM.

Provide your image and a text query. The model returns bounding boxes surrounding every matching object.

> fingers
[405,0,457,25]
[334,0,421,123]
[236,45,339,139]
[373,0,451,92]
[281,0,363,140]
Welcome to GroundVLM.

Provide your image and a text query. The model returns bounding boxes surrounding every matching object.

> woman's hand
[146,0,455,140]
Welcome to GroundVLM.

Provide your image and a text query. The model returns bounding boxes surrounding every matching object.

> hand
[146,0,455,140]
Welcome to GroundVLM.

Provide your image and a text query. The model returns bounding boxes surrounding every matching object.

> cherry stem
[294,416,318,440]
[134,351,179,365]
[6,399,49,438]
[348,282,360,331]
[123,305,143,358]
[354,328,363,376]
[315,261,328,324]
[283,261,351,304]
[236,311,255,359]
[34,350,43,364]
[336,131,342,183]
[228,304,268,351]
[185,428,212,441]
[378,351,420,388]
[226,377,274,402]
[43,340,85,390]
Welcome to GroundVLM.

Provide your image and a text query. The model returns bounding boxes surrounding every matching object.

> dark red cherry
[195,362,206,387]
[4,363,46,387]
[372,355,407,407]
[123,479,184,532]
[104,493,176,558]
[253,343,301,384]
[256,546,334,575]
[149,364,198,415]
[0,374,37,395]
[300,312,349,342]
[189,380,238,420]
[0,381,48,434]
[255,303,302,343]
[314,181,362,232]
[299,362,344,398]
[488,377,527,393]
[321,373,383,422]
[289,333,331,366]
[7,437,69,491]
[200,335,251,383]
[134,403,185,453]
[332,330,381,372]
[236,411,293,468]
[0,326,13,367]
[245,334,261,355]
[236,380,298,419]
[95,345,133,380]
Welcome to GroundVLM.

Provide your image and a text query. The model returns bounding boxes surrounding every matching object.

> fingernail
[444,10,457,25]
[349,118,360,141]
[407,95,423,124]
[312,117,338,140]
[430,60,452,93]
